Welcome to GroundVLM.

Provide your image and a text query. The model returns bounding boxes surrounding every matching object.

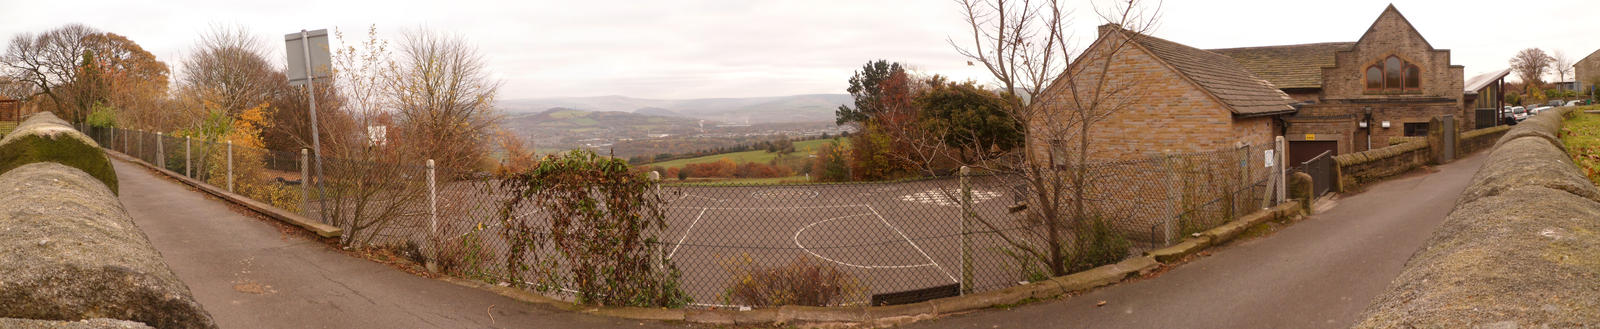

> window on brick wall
[1366,67,1383,89]
[1403,122,1429,137]
[1366,55,1422,93]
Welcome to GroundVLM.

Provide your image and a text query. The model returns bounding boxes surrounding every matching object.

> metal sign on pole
[286,29,332,224]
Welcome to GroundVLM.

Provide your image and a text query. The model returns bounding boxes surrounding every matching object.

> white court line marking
[668,207,708,259]
[793,213,939,269]
[868,205,959,284]
[672,192,729,202]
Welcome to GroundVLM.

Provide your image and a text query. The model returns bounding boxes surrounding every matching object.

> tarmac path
[906,151,1488,329]
[110,148,1486,328]
[111,158,693,329]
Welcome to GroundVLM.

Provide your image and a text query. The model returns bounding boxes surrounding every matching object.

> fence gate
[1297,150,1335,196]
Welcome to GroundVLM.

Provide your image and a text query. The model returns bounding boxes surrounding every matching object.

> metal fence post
[185,137,192,177]
[959,166,973,295]
[423,159,439,271]
[426,159,438,238]
[1275,136,1287,205]
[156,132,164,170]
[649,171,661,194]
[226,141,235,193]
[301,149,310,217]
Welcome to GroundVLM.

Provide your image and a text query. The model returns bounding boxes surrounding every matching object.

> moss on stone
[0,133,117,194]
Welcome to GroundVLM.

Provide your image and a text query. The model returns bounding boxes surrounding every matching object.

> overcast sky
[3,0,1595,99]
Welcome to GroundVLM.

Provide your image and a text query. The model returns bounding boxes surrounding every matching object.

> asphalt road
[905,152,1489,329]
[110,158,694,329]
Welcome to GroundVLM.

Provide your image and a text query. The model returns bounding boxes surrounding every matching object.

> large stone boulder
[0,162,216,329]
[0,112,116,193]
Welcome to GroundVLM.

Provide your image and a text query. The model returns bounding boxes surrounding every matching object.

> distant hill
[503,108,704,143]
[497,94,852,124]
[633,107,681,117]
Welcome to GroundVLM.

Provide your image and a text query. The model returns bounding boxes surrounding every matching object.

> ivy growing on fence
[495,150,690,307]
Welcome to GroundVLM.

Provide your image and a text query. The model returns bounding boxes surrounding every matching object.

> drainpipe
[1363,107,1374,151]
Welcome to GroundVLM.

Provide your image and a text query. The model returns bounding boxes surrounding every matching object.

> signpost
[286,29,331,223]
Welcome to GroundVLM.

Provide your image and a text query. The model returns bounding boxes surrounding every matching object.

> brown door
[1289,141,1337,166]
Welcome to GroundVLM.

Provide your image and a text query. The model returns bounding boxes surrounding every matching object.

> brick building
[1037,5,1467,166]
[1032,24,1293,162]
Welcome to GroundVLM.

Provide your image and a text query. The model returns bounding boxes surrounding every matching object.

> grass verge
[1561,107,1600,187]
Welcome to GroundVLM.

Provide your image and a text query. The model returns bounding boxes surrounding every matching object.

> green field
[645,138,845,169]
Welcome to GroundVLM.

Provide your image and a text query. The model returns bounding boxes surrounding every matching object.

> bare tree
[1510,48,1555,92]
[1553,50,1574,98]
[0,76,38,102]
[310,25,428,248]
[386,28,501,174]
[927,0,1161,277]
[177,25,282,132]
[1,24,101,123]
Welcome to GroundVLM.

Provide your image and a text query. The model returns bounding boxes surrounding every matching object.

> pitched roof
[1209,42,1354,90]
[1581,49,1600,65]
[1108,27,1296,116]
[1463,69,1511,93]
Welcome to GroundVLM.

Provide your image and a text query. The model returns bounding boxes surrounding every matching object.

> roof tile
[1208,42,1354,90]
[1117,29,1297,116]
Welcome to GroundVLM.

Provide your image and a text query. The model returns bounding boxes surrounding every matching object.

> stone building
[1576,49,1600,93]
[1212,5,1466,164]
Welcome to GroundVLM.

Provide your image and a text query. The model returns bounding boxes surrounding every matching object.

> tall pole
[1275,136,1287,205]
[301,149,311,217]
[301,29,329,223]
[227,141,235,193]
[959,166,973,295]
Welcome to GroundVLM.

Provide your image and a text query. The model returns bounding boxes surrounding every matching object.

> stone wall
[1332,139,1430,192]
[0,118,216,328]
[1330,121,1508,193]
[1456,124,1509,156]
[1354,107,1600,327]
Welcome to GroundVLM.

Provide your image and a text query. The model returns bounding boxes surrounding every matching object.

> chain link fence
[80,124,1283,309]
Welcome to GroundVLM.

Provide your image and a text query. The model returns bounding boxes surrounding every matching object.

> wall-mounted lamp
[1381,121,1392,128]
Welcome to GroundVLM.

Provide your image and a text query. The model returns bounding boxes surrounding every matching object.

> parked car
[1567,100,1585,107]
[1506,106,1528,122]
[1548,100,1564,107]
[1531,106,1554,116]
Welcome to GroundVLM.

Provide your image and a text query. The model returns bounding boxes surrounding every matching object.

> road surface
[906,152,1488,329]
[111,158,693,329]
